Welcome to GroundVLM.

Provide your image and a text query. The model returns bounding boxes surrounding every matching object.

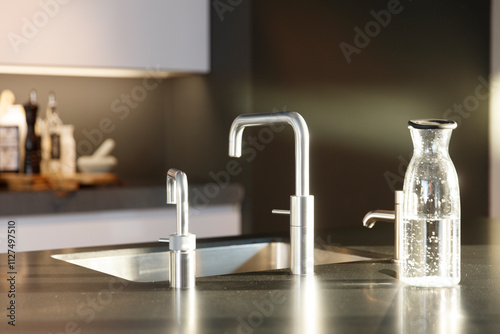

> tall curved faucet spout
[228,112,310,196]
[164,168,196,289]
[166,168,189,236]
[228,112,314,275]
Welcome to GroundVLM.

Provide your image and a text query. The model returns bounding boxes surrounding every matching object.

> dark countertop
[2,224,500,334]
[0,183,244,216]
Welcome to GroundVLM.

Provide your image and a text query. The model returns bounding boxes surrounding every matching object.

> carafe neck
[410,128,453,155]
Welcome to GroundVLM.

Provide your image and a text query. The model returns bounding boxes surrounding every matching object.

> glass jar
[401,119,460,287]
[48,124,75,175]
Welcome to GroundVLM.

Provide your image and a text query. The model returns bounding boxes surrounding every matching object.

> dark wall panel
[249,0,490,233]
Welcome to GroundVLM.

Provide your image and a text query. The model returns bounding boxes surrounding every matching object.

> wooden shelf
[0,173,121,192]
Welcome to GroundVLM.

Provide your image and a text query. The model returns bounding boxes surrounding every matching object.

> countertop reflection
[160,247,495,334]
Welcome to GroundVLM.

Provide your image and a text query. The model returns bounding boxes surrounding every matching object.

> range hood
[0,0,209,78]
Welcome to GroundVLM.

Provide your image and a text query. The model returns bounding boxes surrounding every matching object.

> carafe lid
[408,119,457,129]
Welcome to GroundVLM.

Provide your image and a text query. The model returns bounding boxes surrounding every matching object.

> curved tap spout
[166,168,189,236]
[362,191,403,261]
[228,112,310,196]
[164,168,196,289]
[363,210,395,229]
[228,112,314,275]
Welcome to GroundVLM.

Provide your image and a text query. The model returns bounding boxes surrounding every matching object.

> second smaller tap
[363,190,402,262]
[160,168,196,289]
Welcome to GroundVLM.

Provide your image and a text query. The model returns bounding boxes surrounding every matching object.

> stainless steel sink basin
[52,239,378,282]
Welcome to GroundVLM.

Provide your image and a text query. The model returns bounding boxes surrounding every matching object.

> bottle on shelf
[23,90,41,174]
[59,124,76,175]
[42,92,76,175]
[45,92,63,174]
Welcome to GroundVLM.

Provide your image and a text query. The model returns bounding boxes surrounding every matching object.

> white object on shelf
[0,0,209,78]
[77,138,117,173]
[92,138,115,158]
[77,155,117,173]
[0,90,15,120]
[59,124,76,175]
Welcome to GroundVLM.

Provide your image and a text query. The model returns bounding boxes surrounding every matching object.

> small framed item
[0,125,20,172]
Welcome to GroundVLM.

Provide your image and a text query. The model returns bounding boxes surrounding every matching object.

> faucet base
[168,233,196,289]
[290,195,314,275]
[170,250,196,289]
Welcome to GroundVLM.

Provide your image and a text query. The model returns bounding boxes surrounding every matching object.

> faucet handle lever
[272,209,291,215]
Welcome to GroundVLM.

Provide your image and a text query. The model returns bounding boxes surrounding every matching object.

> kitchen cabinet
[2,205,240,252]
[0,0,209,77]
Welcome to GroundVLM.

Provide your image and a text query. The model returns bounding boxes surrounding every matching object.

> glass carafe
[402,119,460,287]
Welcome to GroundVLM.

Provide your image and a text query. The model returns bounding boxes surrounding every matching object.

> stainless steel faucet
[362,190,402,262]
[229,112,314,275]
[160,168,196,289]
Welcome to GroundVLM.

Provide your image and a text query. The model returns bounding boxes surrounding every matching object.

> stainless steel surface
[394,190,402,261]
[289,195,315,273]
[363,190,403,261]
[52,241,372,283]
[166,168,189,236]
[363,210,396,228]
[228,112,315,275]
[162,168,196,289]
[170,250,196,290]
[272,209,291,215]
[229,112,310,196]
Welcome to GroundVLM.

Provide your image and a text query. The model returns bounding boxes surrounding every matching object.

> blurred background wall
[0,0,490,235]
[246,0,490,234]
